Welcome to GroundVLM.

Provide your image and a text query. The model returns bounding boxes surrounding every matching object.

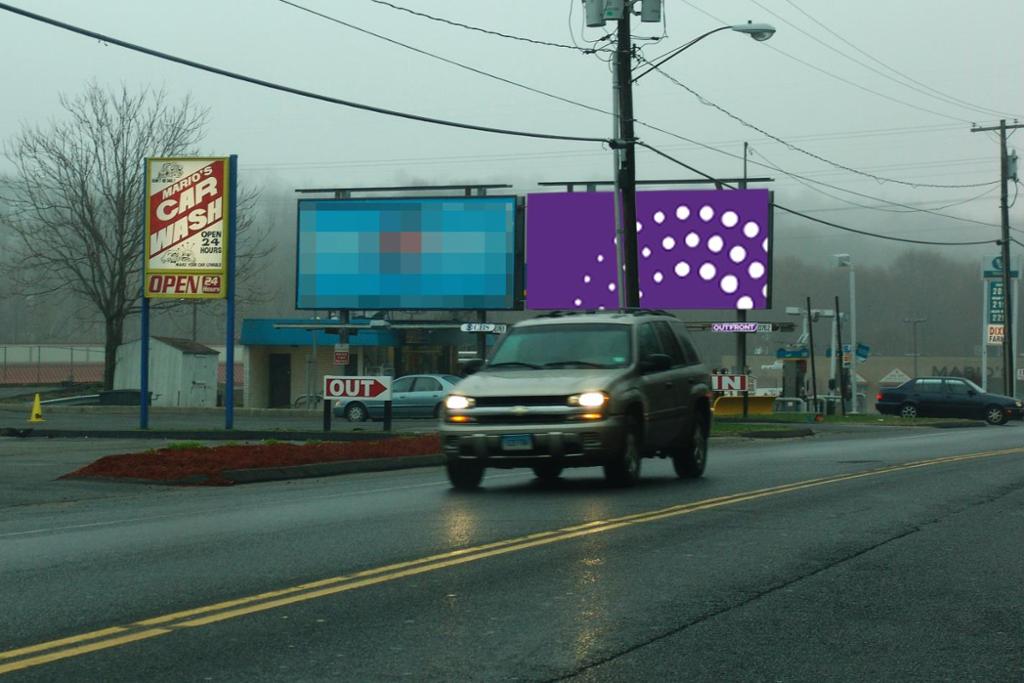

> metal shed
[114,336,219,407]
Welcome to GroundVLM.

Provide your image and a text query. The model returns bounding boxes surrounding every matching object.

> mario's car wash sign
[144,157,230,299]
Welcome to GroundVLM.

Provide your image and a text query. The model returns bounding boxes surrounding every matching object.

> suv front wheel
[604,420,642,487]
[674,418,707,478]
[446,461,484,490]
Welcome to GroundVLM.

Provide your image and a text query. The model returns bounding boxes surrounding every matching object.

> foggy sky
[1,0,1022,268]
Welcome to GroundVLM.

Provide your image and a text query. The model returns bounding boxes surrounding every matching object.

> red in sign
[324,376,389,399]
[711,374,748,392]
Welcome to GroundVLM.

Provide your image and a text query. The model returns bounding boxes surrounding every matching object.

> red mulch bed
[60,434,441,486]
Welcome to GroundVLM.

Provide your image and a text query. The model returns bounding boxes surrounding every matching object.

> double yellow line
[2,446,1020,675]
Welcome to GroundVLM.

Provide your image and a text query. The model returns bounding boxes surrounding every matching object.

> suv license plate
[501,434,533,451]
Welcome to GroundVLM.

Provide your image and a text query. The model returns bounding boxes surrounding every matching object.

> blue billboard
[296,196,518,310]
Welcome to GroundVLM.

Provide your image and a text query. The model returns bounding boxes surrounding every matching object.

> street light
[603,7,776,309]
[903,316,927,378]
[835,254,858,413]
[632,22,777,82]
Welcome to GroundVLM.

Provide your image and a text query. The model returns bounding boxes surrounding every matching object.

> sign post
[323,376,393,431]
[982,256,1019,392]
[142,156,234,428]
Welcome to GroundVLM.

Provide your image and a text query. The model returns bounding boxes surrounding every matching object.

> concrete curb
[0,427,411,441]
[221,454,445,484]
[0,403,328,417]
[58,429,813,488]
[738,428,815,439]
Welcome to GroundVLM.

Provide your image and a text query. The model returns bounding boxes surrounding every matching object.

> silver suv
[439,310,712,490]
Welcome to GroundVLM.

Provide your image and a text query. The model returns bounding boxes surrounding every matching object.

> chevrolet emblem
[512,405,528,415]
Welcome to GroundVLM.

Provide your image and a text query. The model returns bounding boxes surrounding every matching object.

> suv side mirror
[462,359,484,375]
[639,353,672,373]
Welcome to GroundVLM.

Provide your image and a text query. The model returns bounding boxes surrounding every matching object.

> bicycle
[292,394,323,410]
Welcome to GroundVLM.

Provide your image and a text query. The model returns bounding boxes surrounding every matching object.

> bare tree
[1,82,271,388]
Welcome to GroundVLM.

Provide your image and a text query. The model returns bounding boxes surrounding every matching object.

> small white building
[114,336,219,407]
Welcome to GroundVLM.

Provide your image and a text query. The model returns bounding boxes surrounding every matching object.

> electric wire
[677,0,975,125]
[364,0,607,52]
[0,1,608,145]
[749,0,1014,121]
[749,145,1002,221]
[640,58,998,189]
[276,0,617,122]
[122,0,1003,205]
[637,141,997,246]
[628,115,1001,227]
[780,0,1023,120]
[7,0,1003,236]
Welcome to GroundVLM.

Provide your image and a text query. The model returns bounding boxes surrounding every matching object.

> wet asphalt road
[1,423,1022,681]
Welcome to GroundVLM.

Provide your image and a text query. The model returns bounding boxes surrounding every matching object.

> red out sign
[323,376,391,401]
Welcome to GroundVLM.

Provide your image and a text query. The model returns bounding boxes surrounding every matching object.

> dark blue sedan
[875,376,1023,425]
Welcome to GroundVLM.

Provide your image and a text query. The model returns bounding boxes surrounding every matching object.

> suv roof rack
[533,309,676,319]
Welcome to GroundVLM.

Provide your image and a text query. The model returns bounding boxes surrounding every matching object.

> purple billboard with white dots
[525,189,772,310]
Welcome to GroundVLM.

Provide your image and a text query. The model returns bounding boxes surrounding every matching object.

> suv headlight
[569,391,608,408]
[445,395,475,410]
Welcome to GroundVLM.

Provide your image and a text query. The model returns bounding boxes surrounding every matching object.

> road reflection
[570,534,610,665]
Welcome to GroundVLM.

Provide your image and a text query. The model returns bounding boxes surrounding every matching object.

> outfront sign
[323,376,392,401]
[711,322,758,333]
[144,157,230,299]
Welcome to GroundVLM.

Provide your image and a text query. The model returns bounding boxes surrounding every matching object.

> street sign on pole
[460,323,507,334]
[333,343,350,366]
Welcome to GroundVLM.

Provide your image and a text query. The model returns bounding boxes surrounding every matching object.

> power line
[749,0,1016,121]
[676,0,974,124]
[205,1,1003,204]
[276,0,619,122]
[748,145,1002,223]
[622,110,1001,227]
[639,57,998,189]
[9,0,1002,236]
[0,1,608,145]
[637,141,997,246]
[780,0,1023,120]
[627,116,1001,228]
[363,0,605,53]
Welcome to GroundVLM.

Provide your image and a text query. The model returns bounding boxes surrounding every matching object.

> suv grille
[473,396,568,407]
[470,414,571,425]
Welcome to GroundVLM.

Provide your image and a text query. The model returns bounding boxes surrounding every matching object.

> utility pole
[738,142,749,416]
[835,295,847,416]
[805,297,818,412]
[972,119,1022,396]
[586,0,661,309]
[903,316,927,378]
[614,4,640,309]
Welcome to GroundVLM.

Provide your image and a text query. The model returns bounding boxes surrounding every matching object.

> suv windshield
[488,323,632,369]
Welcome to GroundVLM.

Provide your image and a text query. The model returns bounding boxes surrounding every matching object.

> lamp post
[594,2,775,309]
[904,316,927,378]
[835,254,858,413]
